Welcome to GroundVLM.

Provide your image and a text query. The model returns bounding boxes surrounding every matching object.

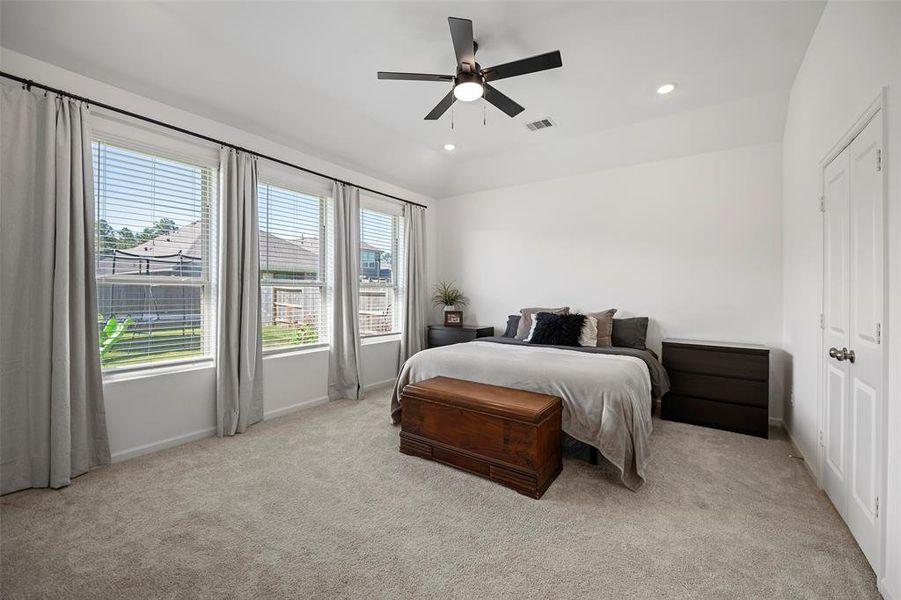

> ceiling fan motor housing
[455,69,483,87]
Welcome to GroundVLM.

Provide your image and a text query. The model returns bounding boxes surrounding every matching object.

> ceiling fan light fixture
[453,79,484,102]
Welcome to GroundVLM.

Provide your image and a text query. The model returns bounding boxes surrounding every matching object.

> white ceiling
[0,1,824,198]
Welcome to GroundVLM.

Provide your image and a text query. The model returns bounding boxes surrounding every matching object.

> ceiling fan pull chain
[483,102,486,126]
[451,104,455,130]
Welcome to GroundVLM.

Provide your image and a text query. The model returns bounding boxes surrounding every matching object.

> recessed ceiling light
[656,83,676,95]
[444,143,456,151]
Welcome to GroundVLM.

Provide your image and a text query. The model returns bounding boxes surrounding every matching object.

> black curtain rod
[0,71,428,210]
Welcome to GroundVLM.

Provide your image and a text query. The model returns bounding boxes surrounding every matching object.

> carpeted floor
[1,386,879,599]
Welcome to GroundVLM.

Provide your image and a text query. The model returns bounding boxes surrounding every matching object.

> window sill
[361,334,401,346]
[263,343,328,359]
[101,337,399,382]
[102,358,214,383]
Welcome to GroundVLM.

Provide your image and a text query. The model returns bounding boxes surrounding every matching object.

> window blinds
[92,140,216,368]
[359,208,402,337]
[258,183,328,349]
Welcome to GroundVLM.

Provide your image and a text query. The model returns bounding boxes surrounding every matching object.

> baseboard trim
[364,378,396,393]
[111,426,216,463]
[880,577,897,600]
[781,421,818,484]
[768,417,784,427]
[263,395,329,420]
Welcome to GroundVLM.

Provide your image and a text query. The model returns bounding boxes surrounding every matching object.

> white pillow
[524,315,540,342]
[579,316,599,347]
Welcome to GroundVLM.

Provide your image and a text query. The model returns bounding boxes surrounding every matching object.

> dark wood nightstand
[427,325,494,348]
[661,339,770,438]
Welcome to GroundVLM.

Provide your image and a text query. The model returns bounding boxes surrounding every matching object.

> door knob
[828,347,856,363]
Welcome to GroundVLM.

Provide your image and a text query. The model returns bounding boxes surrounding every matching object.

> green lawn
[261,322,320,348]
[101,326,204,367]
[101,323,320,367]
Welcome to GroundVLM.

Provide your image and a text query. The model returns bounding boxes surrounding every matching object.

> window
[258,183,328,350]
[359,208,404,337]
[93,140,216,369]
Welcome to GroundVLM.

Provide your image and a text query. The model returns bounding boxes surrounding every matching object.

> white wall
[780,2,901,596]
[104,341,399,461]
[0,50,437,461]
[435,142,785,417]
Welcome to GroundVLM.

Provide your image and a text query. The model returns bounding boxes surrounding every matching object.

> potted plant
[432,281,467,327]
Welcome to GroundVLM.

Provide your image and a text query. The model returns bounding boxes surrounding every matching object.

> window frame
[257,179,331,355]
[359,206,403,339]
[91,115,219,374]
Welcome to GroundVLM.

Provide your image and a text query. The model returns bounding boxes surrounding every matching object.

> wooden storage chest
[399,377,562,499]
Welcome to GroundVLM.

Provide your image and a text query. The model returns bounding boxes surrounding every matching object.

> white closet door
[844,110,884,568]
[821,110,884,572]
[822,146,851,517]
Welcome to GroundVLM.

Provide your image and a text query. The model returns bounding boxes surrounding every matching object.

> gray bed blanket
[478,336,670,398]
[390,338,669,490]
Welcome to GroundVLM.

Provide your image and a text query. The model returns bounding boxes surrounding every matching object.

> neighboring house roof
[117,220,206,258]
[259,229,318,273]
[98,220,319,276]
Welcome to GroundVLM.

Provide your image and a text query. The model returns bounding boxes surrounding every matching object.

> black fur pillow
[529,312,586,346]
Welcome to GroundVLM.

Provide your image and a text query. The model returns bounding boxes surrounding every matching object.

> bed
[390,336,670,490]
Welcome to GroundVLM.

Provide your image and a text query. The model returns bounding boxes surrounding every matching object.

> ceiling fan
[377,16,563,120]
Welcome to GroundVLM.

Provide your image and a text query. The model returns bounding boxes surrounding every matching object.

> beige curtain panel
[216,148,264,436]
[0,82,110,494]
[328,182,363,401]
[400,204,427,364]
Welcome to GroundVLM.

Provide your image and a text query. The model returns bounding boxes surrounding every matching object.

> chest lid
[402,376,560,424]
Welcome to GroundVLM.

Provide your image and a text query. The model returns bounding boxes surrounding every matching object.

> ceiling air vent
[525,118,555,131]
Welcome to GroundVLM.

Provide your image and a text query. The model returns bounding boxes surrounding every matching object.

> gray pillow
[515,306,569,340]
[611,317,649,349]
[503,315,521,338]
[586,309,617,347]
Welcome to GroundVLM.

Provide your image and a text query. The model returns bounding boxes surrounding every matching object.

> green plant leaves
[99,315,134,357]
[431,280,467,307]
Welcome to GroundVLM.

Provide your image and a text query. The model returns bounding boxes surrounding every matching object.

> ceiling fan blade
[448,17,475,69]
[378,72,454,82]
[483,83,524,118]
[425,89,456,120]
[481,50,563,82]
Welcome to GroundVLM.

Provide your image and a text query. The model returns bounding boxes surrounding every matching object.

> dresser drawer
[661,393,768,438]
[668,371,768,408]
[427,325,493,348]
[663,345,768,381]
[428,328,474,347]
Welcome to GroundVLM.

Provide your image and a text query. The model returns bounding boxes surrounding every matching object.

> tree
[156,218,177,235]
[117,227,137,249]
[96,219,118,252]
[137,218,178,245]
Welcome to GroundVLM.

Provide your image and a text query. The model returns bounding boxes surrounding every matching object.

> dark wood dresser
[661,339,770,438]
[427,325,494,348]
